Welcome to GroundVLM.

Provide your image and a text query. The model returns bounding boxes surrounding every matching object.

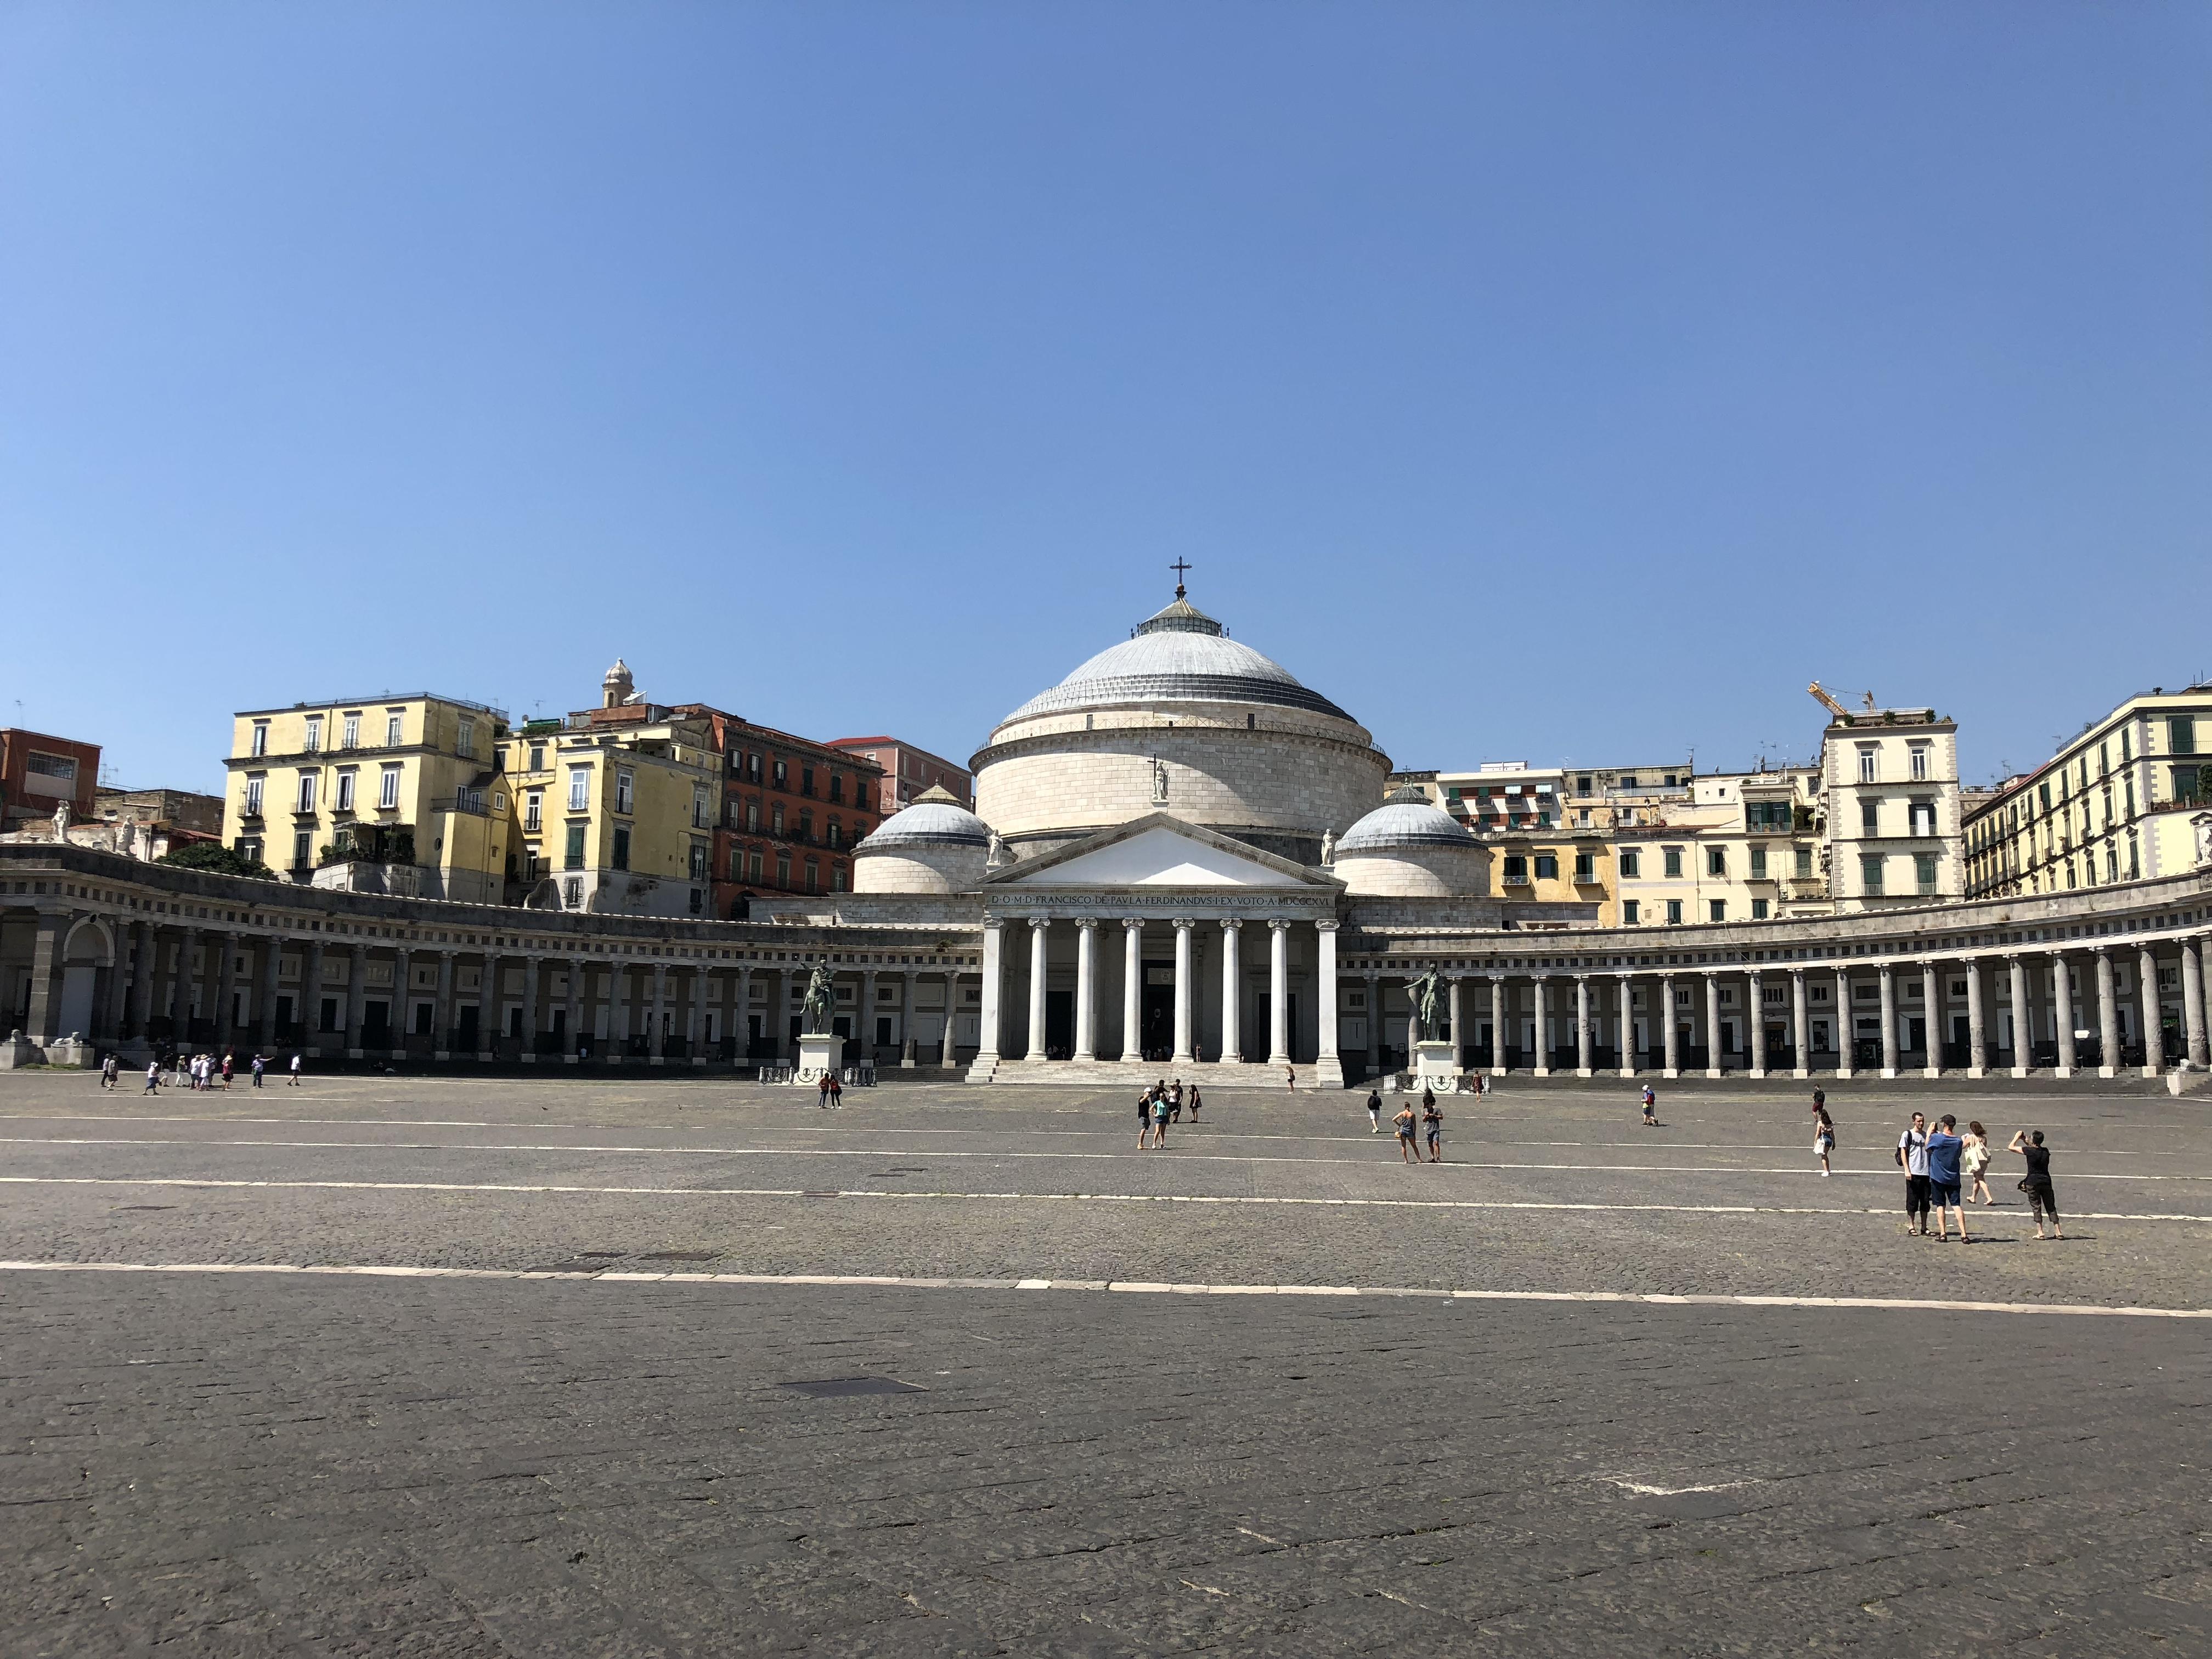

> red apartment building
[674,708,884,916]
[827,736,973,812]
[0,729,101,833]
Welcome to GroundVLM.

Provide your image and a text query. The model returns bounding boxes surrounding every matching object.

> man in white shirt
[1895,1111,1931,1236]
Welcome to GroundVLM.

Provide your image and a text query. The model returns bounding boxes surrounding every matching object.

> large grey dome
[1004,595,1352,723]
[1336,790,1477,854]
[855,797,990,853]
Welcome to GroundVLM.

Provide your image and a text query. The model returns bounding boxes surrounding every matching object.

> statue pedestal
[793,1032,845,1085]
[1410,1039,1459,1089]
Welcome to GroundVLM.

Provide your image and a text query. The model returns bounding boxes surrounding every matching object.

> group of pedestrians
[1893,1109,2062,1240]
[1136,1078,1201,1148]
[814,1069,844,1108]
[1365,1087,1444,1162]
[138,1051,298,1092]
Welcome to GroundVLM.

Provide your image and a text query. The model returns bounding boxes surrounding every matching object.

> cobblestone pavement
[3,1073,2208,1655]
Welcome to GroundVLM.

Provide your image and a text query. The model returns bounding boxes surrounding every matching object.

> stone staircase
[969,1058,1341,1088]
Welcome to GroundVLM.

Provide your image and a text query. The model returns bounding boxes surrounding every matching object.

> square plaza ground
[2,1071,2206,1655]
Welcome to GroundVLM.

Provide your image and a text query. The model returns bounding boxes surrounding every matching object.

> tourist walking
[1367,1090,1383,1133]
[1640,1084,1657,1127]
[1166,1080,1182,1122]
[828,1070,844,1107]
[1136,1087,1156,1149]
[1896,1111,1931,1235]
[1812,1099,1836,1176]
[221,1051,234,1090]
[1926,1115,1970,1243]
[100,1053,118,1091]
[817,1070,833,1108]
[2009,1129,2062,1239]
[1152,1089,1172,1148]
[1962,1120,1994,1205]
[1186,1082,1201,1121]
[143,1061,160,1094]
[251,1054,266,1088]
[1285,1065,1296,1092]
[1393,1102,1419,1163]
[1422,1098,1443,1163]
[287,1053,302,1086]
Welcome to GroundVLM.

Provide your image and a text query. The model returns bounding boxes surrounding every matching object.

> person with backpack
[1367,1089,1383,1133]
[1640,1084,1657,1127]
[1896,1111,1931,1235]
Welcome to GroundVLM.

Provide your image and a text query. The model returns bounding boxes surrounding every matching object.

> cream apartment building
[1965,686,2212,900]
[1816,706,1963,911]
[221,694,518,902]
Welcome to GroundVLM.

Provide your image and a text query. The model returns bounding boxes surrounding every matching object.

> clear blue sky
[5,3,2207,794]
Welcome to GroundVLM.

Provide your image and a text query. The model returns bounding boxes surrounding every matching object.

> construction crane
[1807,682,1851,720]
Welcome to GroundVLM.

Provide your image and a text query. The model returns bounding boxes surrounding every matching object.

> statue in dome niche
[1320,828,1336,866]
[1152,756,1170,803]
[1408,969,1443,1042]
[800,962,837,1035]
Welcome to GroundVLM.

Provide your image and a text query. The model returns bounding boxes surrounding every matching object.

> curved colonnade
[6,842,2210,1085]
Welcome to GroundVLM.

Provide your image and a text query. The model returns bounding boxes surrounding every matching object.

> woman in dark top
[2007,1128,2062,1240]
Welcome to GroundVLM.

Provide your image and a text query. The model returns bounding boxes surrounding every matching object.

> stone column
[1171,919,1196,1064]
[1618,976,1638,1077]
[1490,976,1506,1075]
[1533,977,1553,1077]
[1833,970,1853,1079]
[518,956,540,1062]
[565,959,584,1063]
[1702,972,1722,1080]
[1266,919,1291,1066]
[389,946,412,1058]
[1316,921,1340,1082]
[1025,918,1050,1062]
[774,968,792,1060]
[1661,975,1680,1077]
[1966,961,1988,1077]
[1361,970,1381,1080]
[1216,921,1240,1064]
[940,972,958,1066]
[23,913,63,1040]
[1790,968,1809,1079]
[433,950,454,1061]
[2095,948,2120,1078]
[296,939,321,1055]
[2182,939,2209,1067]
[345,944,368,1058]
[1074,922,1098,1062]
[685,968,704,1064]
[484,955,507,1060]
[1120,918,1144,1064]
[213,932,239,1048]
[252,938,280,1050]
[2045,956,2070,1077]
[2138,945,2163,1076]
[1877,963,1898,1078]
[900,972,919,1067]
[1921,961,1942,1079]
[977,919,1005,1063]
[1448,975,1464,1071]
[645,964,666,1062]
[1747,970,1767,1078]
[127,922,156,1041]
[171,927,201,1041]
[1574,977,1593,1076]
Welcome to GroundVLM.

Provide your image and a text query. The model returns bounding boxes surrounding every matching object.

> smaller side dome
[1335,786,1475,854]
[1333,786,1488,898]
[602,657,636,708]
[854,786,992,894]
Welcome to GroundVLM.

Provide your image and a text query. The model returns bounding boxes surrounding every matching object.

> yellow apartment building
[221,693,518,903]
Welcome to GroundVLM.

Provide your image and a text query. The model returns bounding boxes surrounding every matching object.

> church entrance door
[1045,991,1073,1058]
[1141,970,1174,1062]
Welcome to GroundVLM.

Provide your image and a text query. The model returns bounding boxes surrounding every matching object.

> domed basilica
[832,581,1519,1084]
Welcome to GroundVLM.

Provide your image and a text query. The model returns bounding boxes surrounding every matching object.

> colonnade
[1342,938,2212,1081]
[5,902,974,1070]
[975,913,1340,1071]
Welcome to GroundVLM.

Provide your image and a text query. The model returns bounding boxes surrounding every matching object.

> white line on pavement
[0,1258,2202,1320]
[0,1134,2193,1181]
[3,1174,2204,1224]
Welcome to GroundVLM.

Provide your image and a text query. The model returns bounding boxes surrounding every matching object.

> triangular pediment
[985,815,1338,890]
